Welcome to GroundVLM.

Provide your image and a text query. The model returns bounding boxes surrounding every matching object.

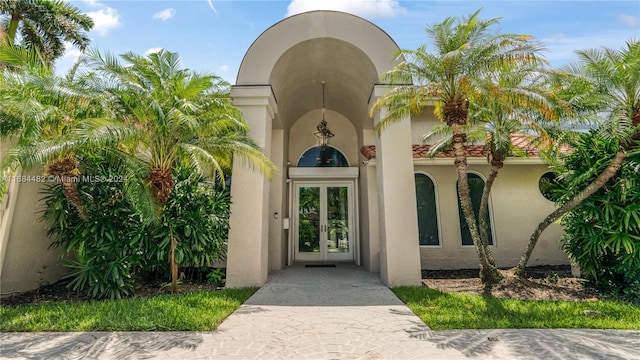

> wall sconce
[274,212,279,219]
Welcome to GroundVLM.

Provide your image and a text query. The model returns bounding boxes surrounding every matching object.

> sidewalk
[1,265,639,359]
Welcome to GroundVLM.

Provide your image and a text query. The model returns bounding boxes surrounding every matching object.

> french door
[294,182,354,262]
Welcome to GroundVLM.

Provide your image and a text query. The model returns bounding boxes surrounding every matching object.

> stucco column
[370,85,422,286]
[226,86,276,288]
[268,129,286,271]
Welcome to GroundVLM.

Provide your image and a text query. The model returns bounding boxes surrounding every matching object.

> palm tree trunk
[170,226,178,293]
[60,180,88,222]
[451,126,502,284]
[148,167,174,206]
[7,13,20,46]
[515,150,626,276]
[47,157,88,222]
[0,25,8,47]
[478,157,503,268]
[148,167,178,291]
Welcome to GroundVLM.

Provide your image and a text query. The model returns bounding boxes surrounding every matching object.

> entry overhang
[289,167,359,179]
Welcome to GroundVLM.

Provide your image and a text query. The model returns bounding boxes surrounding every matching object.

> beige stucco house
[223,10,568,288]
[0,10,569,295]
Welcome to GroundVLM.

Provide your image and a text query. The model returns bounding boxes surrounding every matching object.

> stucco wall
[358,128,380,272]
[226,86,275,287]
[410,110,441,144]
[0,177,66,296]
[403,109,567,269]
[268,129,287,271]
[415,163,568,269]
[410,109,487,147]
[288,110,358,166]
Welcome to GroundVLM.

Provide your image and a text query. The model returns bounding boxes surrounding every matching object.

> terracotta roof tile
[360,134,546,160]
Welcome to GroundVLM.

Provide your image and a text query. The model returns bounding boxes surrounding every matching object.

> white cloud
[618,14,639,27]
[153,8,176,21]
[286,0,405,19]
[79,0,101,7]
[87,7,121,36]
[542,30,635,67]
[145,48,163,55]
[207,0,218,15]
[218,65,229,73]
[62,41,82,61]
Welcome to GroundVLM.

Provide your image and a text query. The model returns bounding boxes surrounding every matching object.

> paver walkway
[1,265,639,359]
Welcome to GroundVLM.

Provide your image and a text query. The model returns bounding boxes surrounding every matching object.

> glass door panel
[298,186,321,255]
[327,186,349,254]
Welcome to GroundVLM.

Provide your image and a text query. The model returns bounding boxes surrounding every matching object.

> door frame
[287,167,359,265]
[293,181,355,262]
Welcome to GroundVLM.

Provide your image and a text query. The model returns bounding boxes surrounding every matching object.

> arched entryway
[226,10,422,288]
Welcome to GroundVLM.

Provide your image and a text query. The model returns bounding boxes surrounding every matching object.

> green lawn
[0,288,257,332]
[393,287,640,330]
[5,286,638,332]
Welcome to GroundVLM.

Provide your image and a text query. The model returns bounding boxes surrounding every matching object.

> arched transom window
[298,146,349,167]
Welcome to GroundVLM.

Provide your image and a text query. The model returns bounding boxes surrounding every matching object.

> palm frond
[0,44,49,72]
[179,143,226,185]
[71,118,137,145]
[193,134,276,179]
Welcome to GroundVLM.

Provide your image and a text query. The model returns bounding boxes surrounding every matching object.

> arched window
[415,173,440,246]
[457,173,493,246]
[539,172,561,202]
[298,146,349,167]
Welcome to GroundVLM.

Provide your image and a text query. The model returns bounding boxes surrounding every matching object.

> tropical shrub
[42,155,230,299]
[42,154,147,299]
[555,132,640,302]
[146,167,230,276]
[206,268,225,286]
[76,49,273,292]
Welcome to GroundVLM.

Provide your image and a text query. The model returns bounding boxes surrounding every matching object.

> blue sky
[58,0,640,83]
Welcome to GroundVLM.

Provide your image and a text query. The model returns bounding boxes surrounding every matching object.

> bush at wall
[42,155,230,299]
[145,167,230,276]
[42,156,145,299]
[556,132,640,302]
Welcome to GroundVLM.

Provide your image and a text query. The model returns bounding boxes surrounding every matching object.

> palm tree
[423,62,560,265]
[0,50,116,220]
[82,49,275,292]
[516,39,640,276]
[472,63,561,258]
[1,48,274,292]
[371,10,544,284]
[0,0,93,65]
